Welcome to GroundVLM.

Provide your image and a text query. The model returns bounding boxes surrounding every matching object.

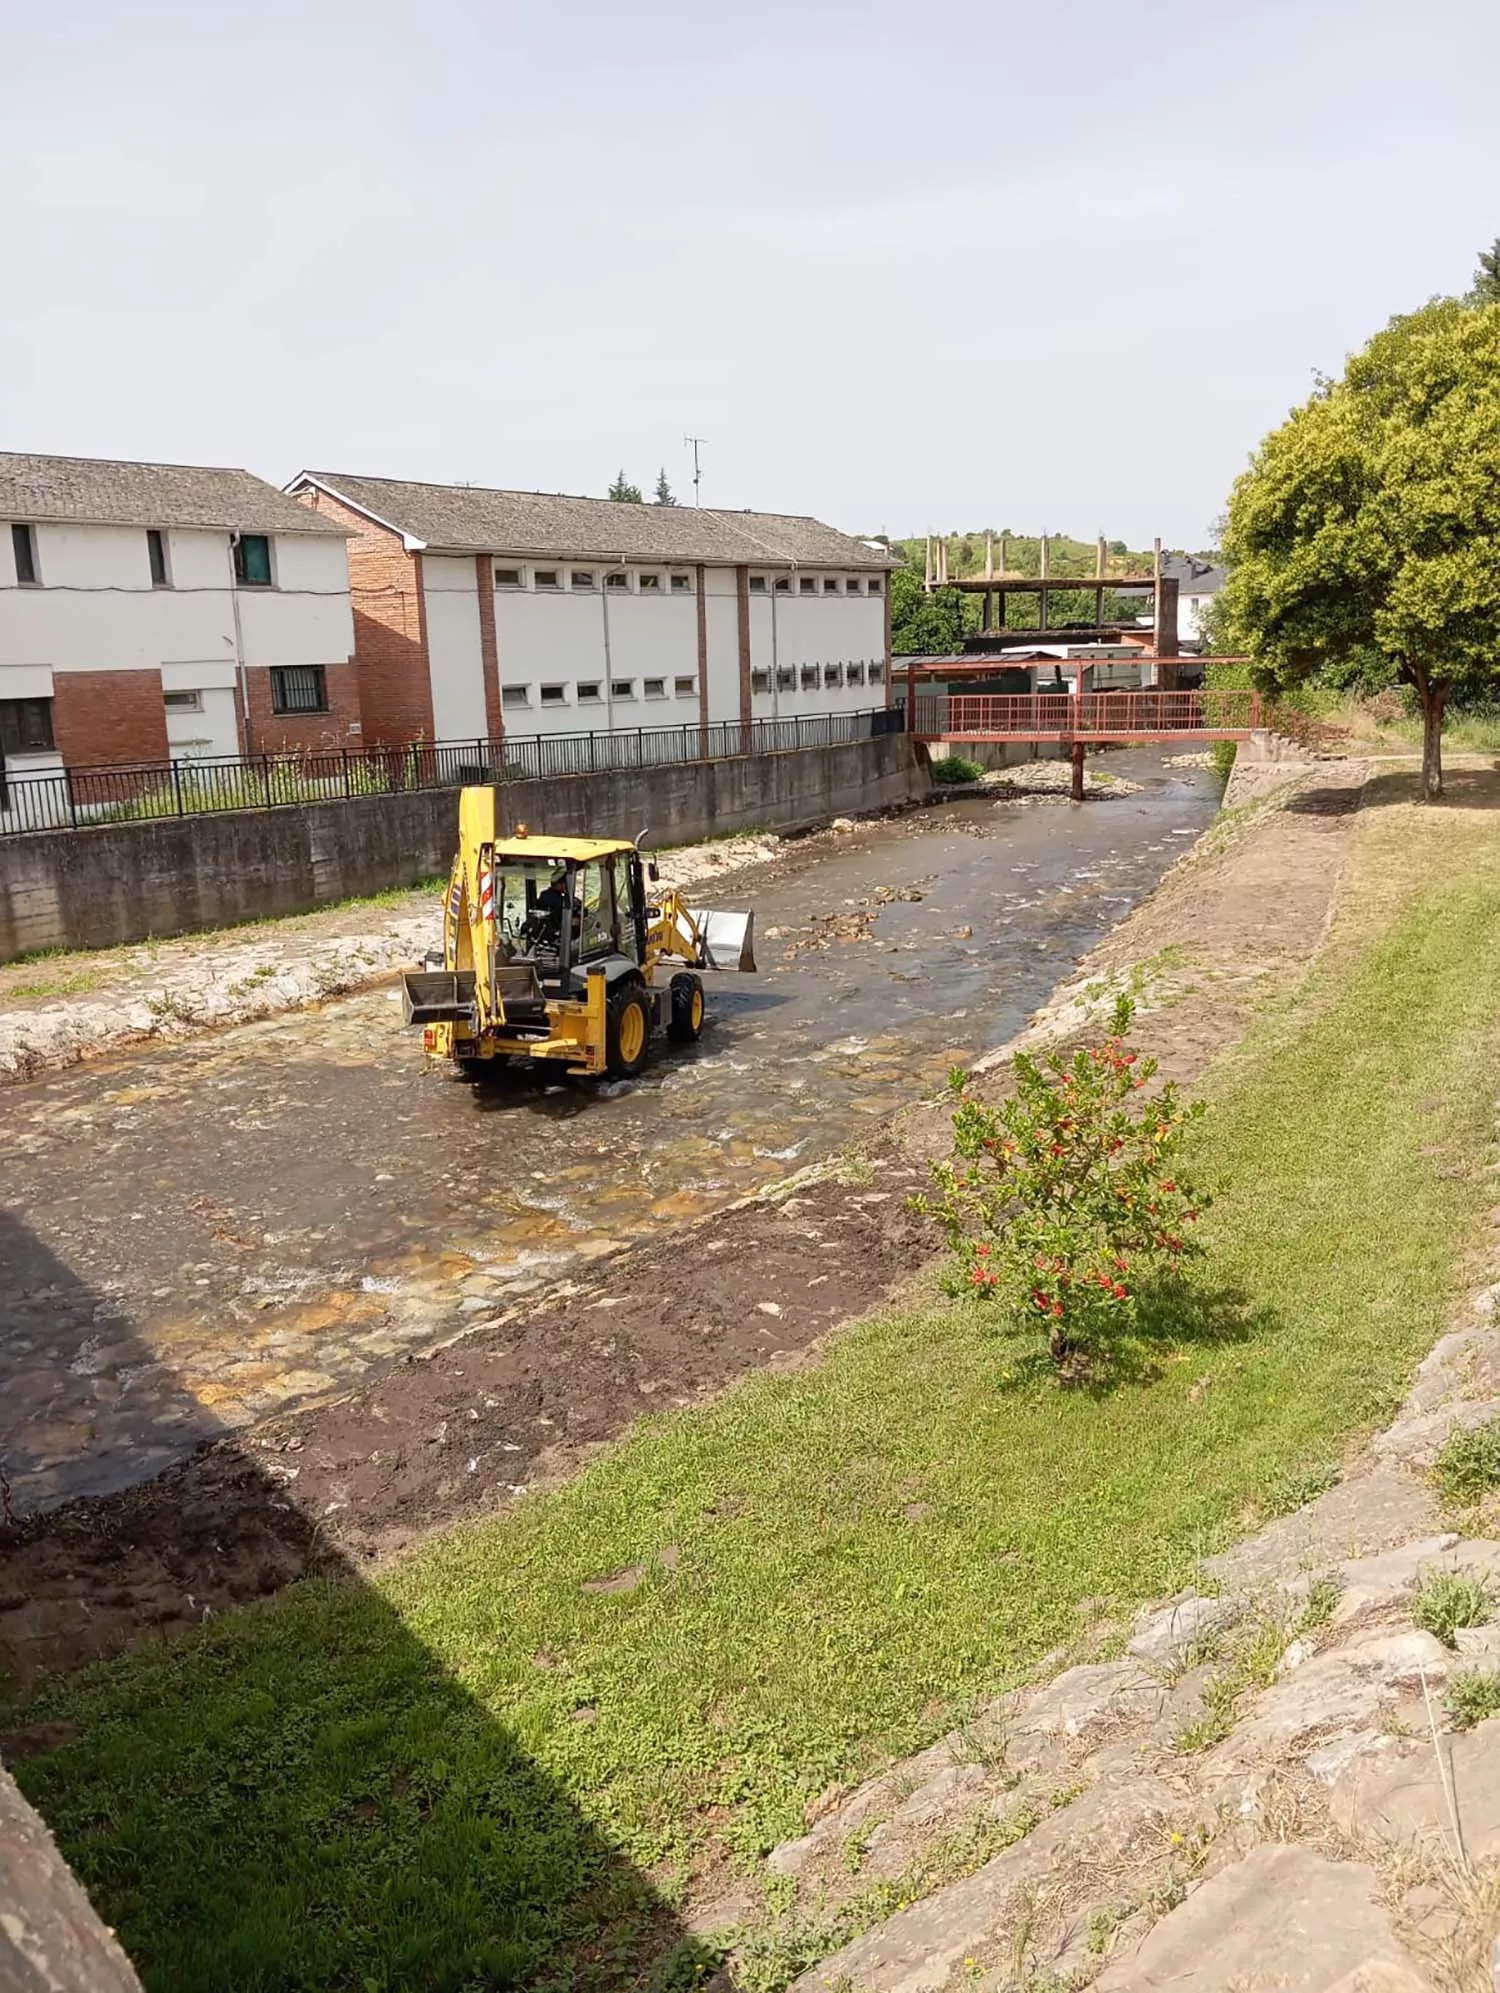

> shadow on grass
[0,1210,714,1993]
[1350,766,1500,814]
[990,1277,1271,1397]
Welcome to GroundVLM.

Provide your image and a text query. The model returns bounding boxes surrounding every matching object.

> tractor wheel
[668,973,705,1044]
[606,982,652,1079]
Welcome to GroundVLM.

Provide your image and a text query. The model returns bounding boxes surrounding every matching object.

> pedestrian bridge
[907,688,1262,744]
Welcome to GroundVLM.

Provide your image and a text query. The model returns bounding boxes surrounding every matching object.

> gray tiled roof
[293,471,896,568]
[1160,552,1227,594]
[0,454,348,535]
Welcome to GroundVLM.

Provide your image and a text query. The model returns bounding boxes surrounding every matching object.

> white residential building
[0,454,355,781]
[284,472,894,747]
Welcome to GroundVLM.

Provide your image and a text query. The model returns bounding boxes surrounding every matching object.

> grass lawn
[12,776,1500,1992]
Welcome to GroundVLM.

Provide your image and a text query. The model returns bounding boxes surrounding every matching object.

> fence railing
[0,706,905,837]
[907,688,1262,740]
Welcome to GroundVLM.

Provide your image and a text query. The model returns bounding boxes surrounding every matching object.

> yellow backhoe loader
[401,785,756,1080]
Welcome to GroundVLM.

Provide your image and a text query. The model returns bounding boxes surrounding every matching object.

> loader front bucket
[691,907,756,973]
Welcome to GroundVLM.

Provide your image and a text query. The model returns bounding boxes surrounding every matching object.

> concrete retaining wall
[0,734,929,960]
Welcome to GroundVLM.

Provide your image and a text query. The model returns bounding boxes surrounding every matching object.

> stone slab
[1330,1719,1500,1864]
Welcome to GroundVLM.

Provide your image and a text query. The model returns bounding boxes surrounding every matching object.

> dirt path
[0,764,1368,1695]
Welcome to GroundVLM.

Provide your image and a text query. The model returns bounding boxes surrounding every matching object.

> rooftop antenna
[684,434,706,507]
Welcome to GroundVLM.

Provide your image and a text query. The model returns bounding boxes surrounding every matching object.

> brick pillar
[475,553,502,742]
[412,553,433,736]
[695,562,709,749]
[735,564,752,733]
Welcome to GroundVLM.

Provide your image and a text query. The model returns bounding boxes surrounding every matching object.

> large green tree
[1471,239,1500,304]
[889,565,964,655]
[607,470,643,503]
[1222,297,1500,799]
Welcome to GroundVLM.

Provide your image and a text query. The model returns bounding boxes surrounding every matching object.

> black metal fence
[0,706,905,837]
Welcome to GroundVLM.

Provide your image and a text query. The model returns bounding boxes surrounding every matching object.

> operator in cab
[534,866,580,949]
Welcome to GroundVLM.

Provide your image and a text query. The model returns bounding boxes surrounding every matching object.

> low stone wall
[0,735,929,961]
[0,1761,142,1991]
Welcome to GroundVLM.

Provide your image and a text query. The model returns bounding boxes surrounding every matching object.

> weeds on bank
[1432,1417,1500,1508]
[1412,1572,1493,1648]
[1444,1669,1500,1731]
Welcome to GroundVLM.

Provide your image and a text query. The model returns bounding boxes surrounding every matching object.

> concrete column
[695,562,709,749]
[735,564,753,735]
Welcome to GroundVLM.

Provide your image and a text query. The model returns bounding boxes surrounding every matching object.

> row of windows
[494,563,883,598]
[6,522,278,590]
[501,674,698,710]
[752,661,878,693]
[0,665,325,759]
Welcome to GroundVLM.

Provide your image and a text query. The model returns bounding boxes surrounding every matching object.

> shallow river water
[0,750,1217,1507]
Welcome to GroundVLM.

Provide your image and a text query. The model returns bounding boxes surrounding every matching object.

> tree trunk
[1411,665,1449,802]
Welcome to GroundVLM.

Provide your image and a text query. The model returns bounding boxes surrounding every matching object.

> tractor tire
[668,972,705,1044]
[606,981,652,1079]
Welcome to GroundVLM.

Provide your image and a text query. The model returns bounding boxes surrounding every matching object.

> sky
[3,0,1499,550]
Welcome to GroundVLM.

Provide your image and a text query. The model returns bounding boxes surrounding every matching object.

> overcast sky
[3,0,1498,548]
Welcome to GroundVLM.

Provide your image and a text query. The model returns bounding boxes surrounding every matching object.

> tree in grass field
[1221,295,1500,801]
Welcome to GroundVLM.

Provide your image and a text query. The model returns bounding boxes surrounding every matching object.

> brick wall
[243,660,364,755]
[51,669,169,768]
[293,486,434,746]
[474,553,502,739]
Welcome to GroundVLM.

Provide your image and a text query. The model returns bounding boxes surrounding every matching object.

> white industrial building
[0,454,355,779]
[285,472,894,747]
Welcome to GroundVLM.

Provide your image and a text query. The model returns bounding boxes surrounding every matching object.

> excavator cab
[402,788,755,1083]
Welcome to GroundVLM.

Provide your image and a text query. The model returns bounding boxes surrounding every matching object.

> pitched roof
[0,454,347,535]
[291,471,896,568]
[1160,552,1227,594]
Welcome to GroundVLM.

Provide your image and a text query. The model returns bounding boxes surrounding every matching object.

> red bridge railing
[909,688,1261,741]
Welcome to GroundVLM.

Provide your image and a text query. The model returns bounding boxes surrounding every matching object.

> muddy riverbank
[0,759,1372,1691]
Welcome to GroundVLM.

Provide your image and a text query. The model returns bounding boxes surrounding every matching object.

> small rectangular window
[611,679,635,700]
[643,677,667,699]
[799,576,817,595]
[868,577,883,596]
[748,575,767,594]
[571,570,595,590]
[495,567,524,588]
[824,664,843,688]
[11,522,39,586]
[845,577,863,595]
[637,572,661,592]
[847,662,866,686]
[0,695,54,753]
[824,577,842,594]
[751,669,771,695]
[163,689,203,712]
[800,665,818,690]
[540,683,567,705]
[534,570,561,590]
[605,571,630,590]
[670,572,692,592]
[502,683,530,708]
[576,681,601,702]
[147,529,170,587]
[776,666,795,692]
[774,576,792,593]
[674,675,696,697]
[270,664,326,713]
[234,534,273,587]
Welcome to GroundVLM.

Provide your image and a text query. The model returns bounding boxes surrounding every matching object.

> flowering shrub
[916,995,1210,1371]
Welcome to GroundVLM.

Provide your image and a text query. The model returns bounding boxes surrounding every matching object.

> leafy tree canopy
[1471,239,1500,305]
[1221,297,1500,798]
[652,468,677,506]
[890,566,964,655]
[607,470,643,503]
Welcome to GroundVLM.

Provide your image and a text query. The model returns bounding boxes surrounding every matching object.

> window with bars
[0,695,54,753]
[269,665,327,714]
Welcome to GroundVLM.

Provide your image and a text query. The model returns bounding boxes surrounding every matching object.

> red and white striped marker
[478,859,495,926]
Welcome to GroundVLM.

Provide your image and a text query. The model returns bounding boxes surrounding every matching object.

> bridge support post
[1070,740,1085,802]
